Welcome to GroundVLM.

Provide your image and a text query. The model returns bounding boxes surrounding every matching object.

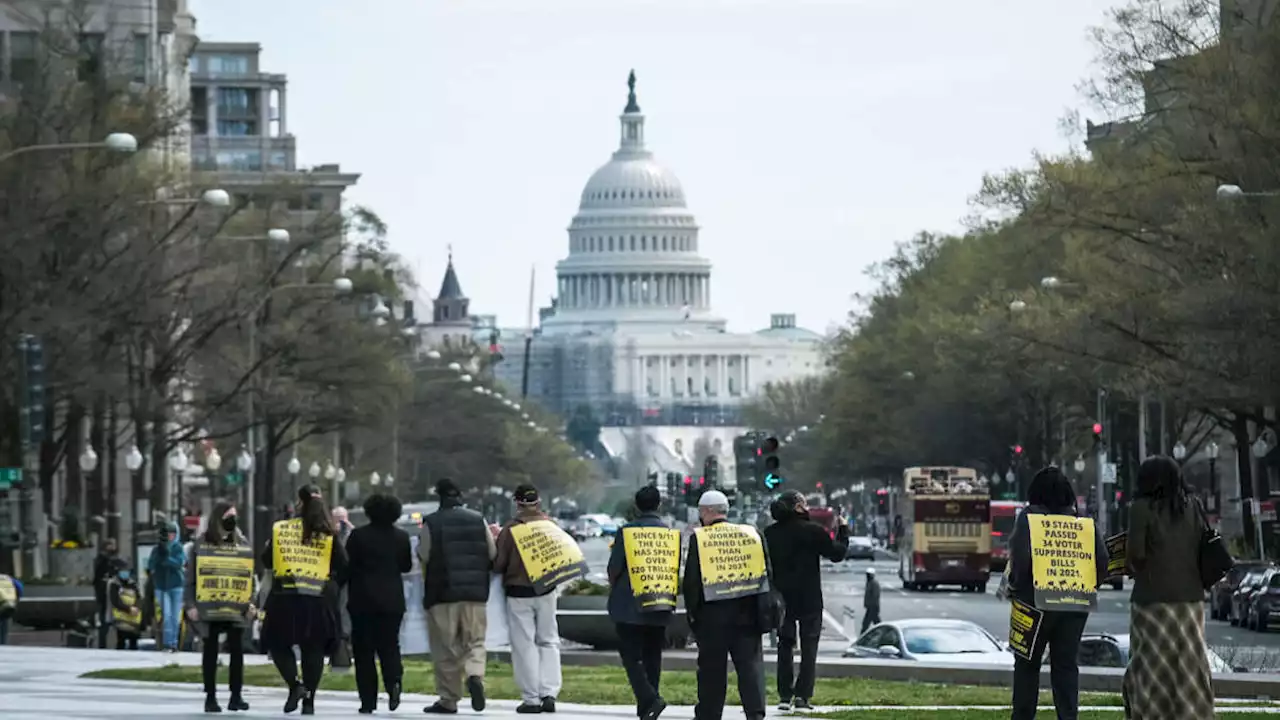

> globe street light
[169,447,189,472]
[448,362,462,372]
[0,132,139,163]
[201,188,232,207]
[370,471,381,487]
[287,455,302,476]
[372,299,391,319]
[324,462,337,481]
[266,228,291,243]
[333,277,355,295]
[385,474,395,487]
[125,445,145,472]
[236,447,254,472]
[1217,184,1245,200]
[79,446,99,473]
[335,468,346,484]
[1172,441,1187,461]
[1009,299,1027,313]
[309,461,322,479]
[1073,457,1086,475]
[426,350,442,361]
[104,133,139,152]
[459,374,472,383]
[473,386,486,394]
[205,448,222,472]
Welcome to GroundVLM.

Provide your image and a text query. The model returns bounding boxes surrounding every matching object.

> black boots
[283,683,304,714]
[389,681,402,711]
[227,695,250,712]
[204,695,222,713]
[301,689,316,715]
[467,676,486,712]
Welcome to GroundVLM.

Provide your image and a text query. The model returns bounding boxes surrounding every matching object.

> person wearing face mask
[107,564,143,650]
[185,500,256,713]
[762,490,849,712]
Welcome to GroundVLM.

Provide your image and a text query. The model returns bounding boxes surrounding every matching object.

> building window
[215,150,262,171]
[687,377,696,396]
[132,34,149,83]
[77,33,103,81]
[705,378,713,396]
[728,377,738,396]
[217,87,257,117]
[188,55,200,74]
[208,55,248,75]
[306,192,324,210]
[217,120,254,136]
[268,150,288,169]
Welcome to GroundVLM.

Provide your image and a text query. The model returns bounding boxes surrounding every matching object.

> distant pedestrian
[185,500,253,713]
[147,522,186,652]
[1122,456,1215,719]
[609,486,678,720]
[347,493,413,714]
[763,490,849,712]
[420,479,495,714]
[262,485,348,715]
[0,572,23,644]
[93,539,121,647]
[685,490,771,720]
[1008,466,1108,720]
[330,505,354,673]
[862,568,881,634]
[495,484,563,714]
[107,566,143,650]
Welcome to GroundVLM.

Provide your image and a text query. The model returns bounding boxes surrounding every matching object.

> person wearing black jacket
[684,491,771,720]
[346,493,413,714]
[763,491,848,712]
[1007,466,1109,720]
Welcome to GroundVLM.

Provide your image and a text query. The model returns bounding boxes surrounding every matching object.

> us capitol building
[490,72,823,484]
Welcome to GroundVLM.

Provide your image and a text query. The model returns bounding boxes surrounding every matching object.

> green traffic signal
[764,472,783,490]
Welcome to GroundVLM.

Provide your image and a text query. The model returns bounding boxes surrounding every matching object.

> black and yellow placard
[0,574,16,612]
[694,522,767,601]
[272,518,334,596]
[111,585,143,632]
[622,527,681,611]
[195,543,255,621]
[1104,532,1127,582]
[510,519,589,594]
[1008,598,1043,661]
[1028,513,1098,611]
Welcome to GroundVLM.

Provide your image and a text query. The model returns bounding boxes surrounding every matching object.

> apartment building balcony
[191,134,296,172]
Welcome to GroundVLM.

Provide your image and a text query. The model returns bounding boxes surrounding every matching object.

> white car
[844,619,1014,667]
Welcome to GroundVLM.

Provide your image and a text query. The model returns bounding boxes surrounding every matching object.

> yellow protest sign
[195,543,255,621]
[622,527,681,611]
[272,518,334,596]
[694,522,766,601]
[0,574,16,612]
[111,585,143,632]
[1028,513,1098,611]
[1104,532,1126,582]
[510,520,589,594]
[1008,598,1043,661]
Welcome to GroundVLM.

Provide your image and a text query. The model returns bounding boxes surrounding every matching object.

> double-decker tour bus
[989,500,1027,571]
[897,467,991,592]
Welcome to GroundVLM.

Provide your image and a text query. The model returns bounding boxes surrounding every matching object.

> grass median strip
[83,660,1122,708]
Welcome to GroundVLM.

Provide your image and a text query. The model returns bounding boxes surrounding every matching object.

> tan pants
[425,601,488,707]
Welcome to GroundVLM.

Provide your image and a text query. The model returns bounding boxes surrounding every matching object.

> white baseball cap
[866,567,877,576]
[698,490,729,507]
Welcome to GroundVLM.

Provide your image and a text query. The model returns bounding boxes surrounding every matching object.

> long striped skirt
[1122,601,1215,719]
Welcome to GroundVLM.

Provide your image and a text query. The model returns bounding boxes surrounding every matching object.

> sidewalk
[2,646,1280,717]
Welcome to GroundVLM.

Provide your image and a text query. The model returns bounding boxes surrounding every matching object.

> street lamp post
[1253,436,1270,561]
[244,275,353,549]
[1173,441,1187,463]
[287,454,301,493]
[1206,440,1220,513]
[168,447,189,519]
[0,132,138,163]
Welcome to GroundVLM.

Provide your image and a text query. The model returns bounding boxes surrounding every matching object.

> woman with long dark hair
[261,485,348,715]
[1007,466,1108,719]
[1123,456,1214,718]
[346,493,412,714]
[185,500,254,713]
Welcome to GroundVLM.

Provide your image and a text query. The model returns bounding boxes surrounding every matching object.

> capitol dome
[546,70,723,336]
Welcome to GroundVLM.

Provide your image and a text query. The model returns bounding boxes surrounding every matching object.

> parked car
[1211,562,1270,621]
[843,619,1013,666]
[1230,567,1272,626]
[1244,568,1280,632]
[581,513,618,536]
[846,535,877,560]
[1078,633,1244,673]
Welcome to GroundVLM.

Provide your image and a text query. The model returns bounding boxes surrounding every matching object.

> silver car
[843,618,1014,666]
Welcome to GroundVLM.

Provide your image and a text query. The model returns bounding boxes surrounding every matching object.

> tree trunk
[1233,412,1257,552]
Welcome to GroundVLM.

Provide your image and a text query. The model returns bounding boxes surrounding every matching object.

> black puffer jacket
[763,508,849,615]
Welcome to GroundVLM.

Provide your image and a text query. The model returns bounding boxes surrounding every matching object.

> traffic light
[683,476,695,506]
[665,472,678,503]
[762,436,782,490]
[1092,423,1104,444]
[733,433,761,487]
[647,471,658,487]
[876,488,888,514]
[1013,444,1023,456]
[703,455,719,488]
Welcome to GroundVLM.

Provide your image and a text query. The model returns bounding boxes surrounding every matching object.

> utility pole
[17,334,45,577]
[1095,389,1109,537]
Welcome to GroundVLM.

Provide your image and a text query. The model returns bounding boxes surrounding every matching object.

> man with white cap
[682,490,770,720]
[862,567,882,633]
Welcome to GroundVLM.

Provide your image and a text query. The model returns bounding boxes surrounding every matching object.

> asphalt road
[579,537,1280,670]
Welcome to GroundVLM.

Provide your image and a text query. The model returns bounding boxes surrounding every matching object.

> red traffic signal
[1092,423,1103,435]
[816,482,824,489]
[699,476,706,486]
[1013,445,1023,455]
[876,488,887,495]
[683,476,692,485]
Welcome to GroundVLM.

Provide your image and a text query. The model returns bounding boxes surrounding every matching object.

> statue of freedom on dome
[625,69,641,113]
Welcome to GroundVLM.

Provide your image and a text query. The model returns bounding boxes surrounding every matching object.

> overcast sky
[191,0,1126,335]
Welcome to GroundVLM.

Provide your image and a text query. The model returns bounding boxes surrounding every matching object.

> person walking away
[330,506,354,673]
[1123,456,1215,719]
[684,491,771,720]
[346,493,413,714]
[185,501,255,713]
[107,565,144,649]
[862,568,882,633]
[763,490,849,711]
[147,522,187,652]
[1008,466,1108,720]
[261,485,348,715]
[608,486,679,720]
[93,539,121,647]
[0,572,23,644]
[496,484,571,714]
[418,479,495,714]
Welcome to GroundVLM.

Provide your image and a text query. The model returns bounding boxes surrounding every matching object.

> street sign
[0,467,19,490]
[1102,463,1118,485]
